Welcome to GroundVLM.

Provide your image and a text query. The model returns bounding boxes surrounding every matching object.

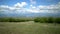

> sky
[0,0,60,13]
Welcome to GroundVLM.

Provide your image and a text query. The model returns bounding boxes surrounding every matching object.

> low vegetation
[0,17,60,34]
[34,17,60,23]
[0,22,60,34]
[0,17,33,22]
[0,17,60,23]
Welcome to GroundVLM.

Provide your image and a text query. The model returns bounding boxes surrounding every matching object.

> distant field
[0,21,60,34]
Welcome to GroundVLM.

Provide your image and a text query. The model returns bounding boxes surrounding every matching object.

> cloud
[0,5,15,11]
[0,2,60,13]
[30,0,36,5]
[38,2,60,13]
[0,2,28,11]
[14,2,27,8]
[38,5,58,10]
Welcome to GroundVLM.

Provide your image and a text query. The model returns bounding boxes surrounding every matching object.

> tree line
[0,17,60,23]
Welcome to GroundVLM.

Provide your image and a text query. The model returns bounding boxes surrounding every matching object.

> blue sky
[0,0,60,6]
[0,0,60,13]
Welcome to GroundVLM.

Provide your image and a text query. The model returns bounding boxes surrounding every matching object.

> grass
[0,21,60,34]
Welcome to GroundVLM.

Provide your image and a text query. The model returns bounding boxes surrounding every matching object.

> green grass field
[0,21,60,34]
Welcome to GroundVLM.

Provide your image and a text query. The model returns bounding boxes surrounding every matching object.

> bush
[47,17,54,23]
[34,18,40,22]
[34,17,60,23]
[55,18,60,23]
[0,18,32,22]
[34,17,48,23]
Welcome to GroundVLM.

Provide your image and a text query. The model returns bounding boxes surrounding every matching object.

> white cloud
[14,2,27,8]
[0,5,15,11]
[38,2,60,13]
[38,5,59,10]
[27,9,39,13]
[30,0,36,4]
[0,2,60,13]
[30,5,36,9]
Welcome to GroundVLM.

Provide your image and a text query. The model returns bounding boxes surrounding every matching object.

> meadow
[0,17,60,34]
[0,21,60,34]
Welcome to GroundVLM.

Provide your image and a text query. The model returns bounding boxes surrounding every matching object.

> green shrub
[34,18,40,22]
[47,17,54,23]
[0,18,32,22]
[34,17,60,23]
[34,17,48,23]
[55,18,60,23]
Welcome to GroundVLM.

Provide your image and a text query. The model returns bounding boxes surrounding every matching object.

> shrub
[0,18,32,22]
[47,17,54,23]
[55,18,60,23]
[34,17,48,23]
[34,18,40,22]
[34,17,60,23]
